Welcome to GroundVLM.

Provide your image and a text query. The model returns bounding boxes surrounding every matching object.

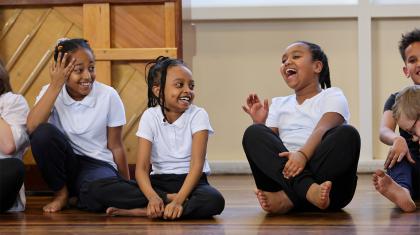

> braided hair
[54,38,93,63]
[297,41,331,89]
[145,56,186,122]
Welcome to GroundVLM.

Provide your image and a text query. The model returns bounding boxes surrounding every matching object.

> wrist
[392,136,404,144]
[297,150,309,161]
[172,195,186,205]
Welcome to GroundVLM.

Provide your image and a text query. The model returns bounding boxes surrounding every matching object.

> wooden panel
[0,0,176,5]
[94,48,177,60]
[0,1,182,188]
[53,6,83,28]
[112,63,148,161]
[111,4,165,48]
[7,9,73,93]
[164,2,176,47]
[0,8,46,63]
[83,3,111,85]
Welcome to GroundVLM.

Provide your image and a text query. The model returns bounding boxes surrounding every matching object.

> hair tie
[57,45,63,51]
[56,37,69,45]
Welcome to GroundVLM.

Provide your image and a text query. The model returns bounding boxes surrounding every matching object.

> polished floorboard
[1,174,420,234]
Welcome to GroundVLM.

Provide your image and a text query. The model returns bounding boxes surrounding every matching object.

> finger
[389,156,398,168]
[50,61,55,73]
[246,95,253,107]
[60,53,68,68]
[56,52,62,67]
[163,206,170,219]
[254,94,260,103]
[397,153,405,163]
[66,57,76,69]
[293,167,303,177]
[167,208,175,220]
[263,99,269,111]
[160,201,165,212]
[169,209,176,220]
[279,152,289,158]
[384,151,392,168]
[242,106,250,114]
[176,208,182,218]
[146,207,152,217]
[407,152,416,164]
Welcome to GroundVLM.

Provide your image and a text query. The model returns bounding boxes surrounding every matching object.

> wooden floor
[1,174,420,234]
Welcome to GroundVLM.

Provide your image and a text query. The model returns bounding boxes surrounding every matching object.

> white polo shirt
[36,81,126,169]
[266,87,350,152]
[136,105,213,175]
[0,92,29,212]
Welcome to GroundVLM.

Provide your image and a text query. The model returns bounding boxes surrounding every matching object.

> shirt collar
[158,106,189,128]
[62,82,96,108]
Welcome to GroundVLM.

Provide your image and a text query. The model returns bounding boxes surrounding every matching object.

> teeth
[286,68,297,75]
[180,97,190,101]
[79,82,91,86]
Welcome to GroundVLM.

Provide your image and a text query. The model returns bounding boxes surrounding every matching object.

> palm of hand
[249,103,267,123]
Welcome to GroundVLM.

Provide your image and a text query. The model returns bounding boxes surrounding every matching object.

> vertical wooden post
[83,3,111,85]
[164,2,176,50]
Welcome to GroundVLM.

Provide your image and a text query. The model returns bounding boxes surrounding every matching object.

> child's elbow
[1,142,17,155]
[26,121,36,135]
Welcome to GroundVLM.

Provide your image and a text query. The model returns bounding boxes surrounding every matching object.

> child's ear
[313,61,323,74]
[152,85,160,97]
[403,66,410,78]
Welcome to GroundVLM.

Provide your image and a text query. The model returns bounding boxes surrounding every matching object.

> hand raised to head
[49,52,75,87]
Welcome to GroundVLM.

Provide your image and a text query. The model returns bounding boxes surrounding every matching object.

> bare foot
[254,189,293,214]
[43,187,69,213]
[106,207,147,216]
[372,169,416,212]
[306,181,331,210]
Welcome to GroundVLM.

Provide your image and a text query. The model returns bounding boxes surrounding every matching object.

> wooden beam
[0,9,22,41]
[0,0,176,6]
[94,48,177,61]
[83,3,111,85]
[164,2,176,49]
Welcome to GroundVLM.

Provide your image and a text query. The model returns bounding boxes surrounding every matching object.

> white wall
[182,0,420,173]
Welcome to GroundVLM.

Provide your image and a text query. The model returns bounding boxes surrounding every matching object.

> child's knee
[79,177,119,212]
[29,123,57,144]
[335,125,360,141]
[197,187,225,215]
[243,124,268,145]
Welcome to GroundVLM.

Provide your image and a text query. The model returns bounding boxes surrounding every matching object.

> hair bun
[56,38,70,46]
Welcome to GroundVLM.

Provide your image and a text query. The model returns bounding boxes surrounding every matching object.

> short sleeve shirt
[0,92,29,212]
[266,87,350,151]
[136,105,213,175]
[36,82,126,169]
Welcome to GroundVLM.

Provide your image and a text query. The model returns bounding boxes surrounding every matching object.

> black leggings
[242,124,361,211]
[30,123,119,209]
[0,158,24,213]
[85,174,225,219]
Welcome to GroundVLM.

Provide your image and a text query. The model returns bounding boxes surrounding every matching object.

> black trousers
[30,123,119,209]
[85,174,225,219]
[242,124,361,211]
[0,158,24,212]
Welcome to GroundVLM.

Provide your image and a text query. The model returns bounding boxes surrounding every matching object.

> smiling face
[66,48,95,100]
[403,41,420,85]
[153,65,194,122]
[280,42,322,91]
